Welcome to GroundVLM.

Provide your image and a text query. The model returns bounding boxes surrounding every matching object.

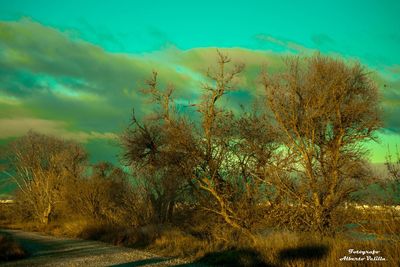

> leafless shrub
[64,162,134,225]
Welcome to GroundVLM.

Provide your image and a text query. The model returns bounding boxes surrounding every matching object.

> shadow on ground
[278,244,329,261]
[174,248,274,267]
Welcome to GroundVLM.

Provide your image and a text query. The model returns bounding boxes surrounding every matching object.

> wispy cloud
[0,118,117,142]
[255,34,313,54]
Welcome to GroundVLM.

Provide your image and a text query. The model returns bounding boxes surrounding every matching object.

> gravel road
[0,229,205,267]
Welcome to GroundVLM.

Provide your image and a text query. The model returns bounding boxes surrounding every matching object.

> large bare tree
[262,55,381,234]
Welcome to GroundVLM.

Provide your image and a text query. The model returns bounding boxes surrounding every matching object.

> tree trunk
[41,203,52,225]
[314,206,333,236]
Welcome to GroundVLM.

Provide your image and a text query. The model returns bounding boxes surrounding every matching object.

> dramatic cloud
[0,20,195,137]
[1,19,399,164]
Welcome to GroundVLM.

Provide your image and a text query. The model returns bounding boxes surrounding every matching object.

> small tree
[263,55,381,234]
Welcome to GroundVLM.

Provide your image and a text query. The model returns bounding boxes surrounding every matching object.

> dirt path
[0,229,202,267]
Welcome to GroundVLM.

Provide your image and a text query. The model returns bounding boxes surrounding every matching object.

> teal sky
[0,0,400,168]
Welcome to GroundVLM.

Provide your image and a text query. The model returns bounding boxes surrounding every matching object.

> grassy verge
[19,220,399,266]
